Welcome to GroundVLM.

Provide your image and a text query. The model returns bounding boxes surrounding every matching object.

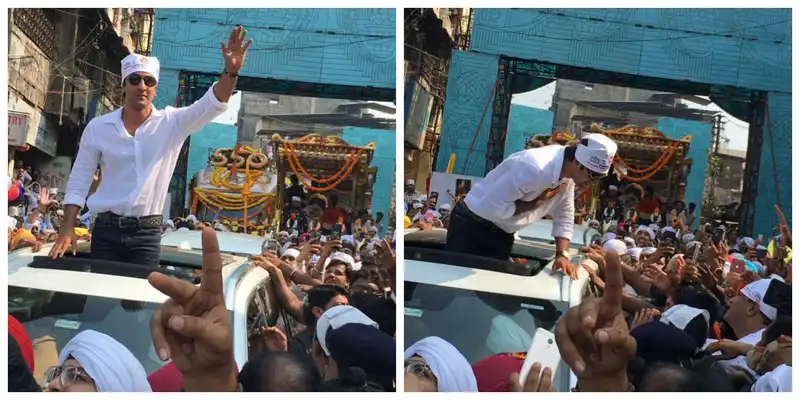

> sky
[212,91,241,125]
[511,82,749,151]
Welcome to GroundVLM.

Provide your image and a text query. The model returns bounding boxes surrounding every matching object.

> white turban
[603,239,628,255]
[281,248,300,259]
[57,330,151,392]
[405,336,478,392]
[121,53,160,84]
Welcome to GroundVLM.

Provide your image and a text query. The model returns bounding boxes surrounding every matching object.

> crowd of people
[402,134,792,392]
[10,225,397,392]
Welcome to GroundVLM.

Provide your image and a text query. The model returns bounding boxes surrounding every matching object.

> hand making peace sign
[148,228,237,391]
[221,25,253,74]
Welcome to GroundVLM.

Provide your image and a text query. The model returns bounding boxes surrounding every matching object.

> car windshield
[9,286,167,374]
[404,281,572,392]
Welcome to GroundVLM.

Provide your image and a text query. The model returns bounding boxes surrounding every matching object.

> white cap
[186,215,198,223]
[281,248,300,259]
[56,209,64,216]
[603,239,628,255]
[121,53,160,84]
[291,196,301,202]
[682,233,695,243]
[315,305,378,356]
[641,247,658,256]
[628,247,642,259]
[602,232,617,244]
[369,226,379,233]
[661,226,676,234]
[608,185,619,191]
[624,237,636,247]
[412,202,423,209]
[341,235,355,245]
[406,179,415,185]
[575,134,618,174]
[415,194,427,202]
[439,203,452,211]
[660,304,710,331]
[741,237,755,248]
[329,252,355,270]
[740,276,785,321]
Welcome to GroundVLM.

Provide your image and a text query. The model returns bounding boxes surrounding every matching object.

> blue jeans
[445,201,515,261]
[90,223,162,267]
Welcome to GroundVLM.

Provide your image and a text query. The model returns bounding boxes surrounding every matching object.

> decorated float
[271,133,376,226]
[589,124,692,203]
[189,145,277,231]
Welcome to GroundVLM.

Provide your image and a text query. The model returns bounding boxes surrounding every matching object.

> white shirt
[707,327,765,376]
[464,145,575,239]
[752,364,792,392]
[64,84,228,217]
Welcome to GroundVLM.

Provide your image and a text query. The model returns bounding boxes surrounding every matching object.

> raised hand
[38,187,53,208]
[220,25,252,74]
[775,205,791,248]
[555,251,635,390]
[148,228,237,392]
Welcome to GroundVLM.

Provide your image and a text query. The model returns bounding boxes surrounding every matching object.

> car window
[8,286,167,374]
[404,281,572,392]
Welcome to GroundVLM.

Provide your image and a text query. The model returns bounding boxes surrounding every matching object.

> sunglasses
[126,74,157,87]
[43,365,94,390]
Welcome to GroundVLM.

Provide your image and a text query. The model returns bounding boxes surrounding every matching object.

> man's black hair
[239,351,321,392]
[302,284,349,326]
[563,138,588,162]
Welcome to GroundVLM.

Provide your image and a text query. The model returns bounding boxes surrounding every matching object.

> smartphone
[756,247,768,259]
[320,235,328,244]
[519,328,561,387]
[730,258,747,274]
[757,234,764,244]
[333,223,342,234]
[712,227,726,246]
[691,242,702,263]
[264,239,280,253]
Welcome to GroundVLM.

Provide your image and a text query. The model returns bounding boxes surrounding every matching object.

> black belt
[95,212,163,229]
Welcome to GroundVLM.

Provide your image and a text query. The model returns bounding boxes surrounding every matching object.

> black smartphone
[763,279,791,316]
[712,226,726,246]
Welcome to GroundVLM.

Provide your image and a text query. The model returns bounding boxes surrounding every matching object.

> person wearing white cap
[404,179,423,207]
[447,134,618,277]
[51,26,252,266]
[596,184,623,224]
[709,275,784,374]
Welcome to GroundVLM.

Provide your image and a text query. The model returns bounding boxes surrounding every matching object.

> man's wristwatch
[555,250,570,261]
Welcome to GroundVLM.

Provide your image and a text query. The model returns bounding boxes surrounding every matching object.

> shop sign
[32,116,58,157]
[8,111,29,146]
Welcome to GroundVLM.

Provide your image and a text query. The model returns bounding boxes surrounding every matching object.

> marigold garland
[284,142,362,184]
[615,142,679,174]
[285,144,360,192]
[614,143,678,182]
[195,188,272,211]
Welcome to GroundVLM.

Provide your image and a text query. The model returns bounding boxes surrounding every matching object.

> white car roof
[404,230,598,304]
[8,241,249,304]
[161,230,265,255]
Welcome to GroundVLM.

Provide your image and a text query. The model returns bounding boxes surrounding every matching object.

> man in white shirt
[445,134,618,278]
[707,276,781,375]
[49,26,252,266]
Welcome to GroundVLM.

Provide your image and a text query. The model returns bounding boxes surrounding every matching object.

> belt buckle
[118,216,140,229]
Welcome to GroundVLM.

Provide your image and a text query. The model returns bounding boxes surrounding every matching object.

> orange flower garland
[284,143,362,184]
[614,144,678,182]
[284,144,361,192]
[615,142,679,174]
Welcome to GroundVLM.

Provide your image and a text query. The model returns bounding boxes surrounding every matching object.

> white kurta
[64,84,228,217]
[464,145,575,240]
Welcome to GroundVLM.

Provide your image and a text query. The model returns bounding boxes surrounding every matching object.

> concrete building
[404,8,472,192]
[237,92,395,150]
[551,79,662,132]
[713,148,746,206]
